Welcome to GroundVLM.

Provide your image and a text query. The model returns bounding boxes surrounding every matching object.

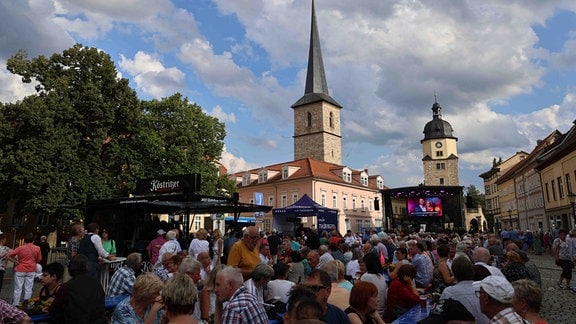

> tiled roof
[232,158,386,190]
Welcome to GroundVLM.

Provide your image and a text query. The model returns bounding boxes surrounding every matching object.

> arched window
[307,112,312,127]
[329,112,334,128]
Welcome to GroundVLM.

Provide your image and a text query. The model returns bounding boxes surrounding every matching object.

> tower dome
[422,101,456,140]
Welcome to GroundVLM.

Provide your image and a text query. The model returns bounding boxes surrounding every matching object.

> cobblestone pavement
[531,252,576,323]
[0,253,574,322]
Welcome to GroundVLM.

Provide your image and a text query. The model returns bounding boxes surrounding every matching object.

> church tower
[421,100,459,186]
[292,0,342,165]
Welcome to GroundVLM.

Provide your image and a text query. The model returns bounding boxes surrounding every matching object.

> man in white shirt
[472,247,505,277]
[157,230,182,266]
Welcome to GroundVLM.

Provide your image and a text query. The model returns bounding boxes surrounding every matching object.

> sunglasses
[305,285,328,293]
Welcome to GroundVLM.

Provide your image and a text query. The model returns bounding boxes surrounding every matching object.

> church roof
[292,0,341,109]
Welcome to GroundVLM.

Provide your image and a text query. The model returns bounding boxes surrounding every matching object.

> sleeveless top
[39,284,61,302]
[344,306,375,324]
[78,234,98,263]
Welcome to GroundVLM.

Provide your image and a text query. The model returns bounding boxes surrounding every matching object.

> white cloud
[119,51,185,98]
[220,145,258,174]
[207,105,237,124]
[0,64,37,103]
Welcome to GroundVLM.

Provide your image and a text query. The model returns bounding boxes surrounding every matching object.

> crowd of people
[0,223,574,323]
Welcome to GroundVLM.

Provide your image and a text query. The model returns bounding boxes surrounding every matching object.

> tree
[465,185,485,209]
[0,44,235,227]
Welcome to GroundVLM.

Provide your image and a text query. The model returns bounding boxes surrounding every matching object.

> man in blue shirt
[303,269,351,323]
[106,252,142,297]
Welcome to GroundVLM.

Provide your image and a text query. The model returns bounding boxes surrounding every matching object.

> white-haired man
[214,266,268,323]
[157,230,182,266]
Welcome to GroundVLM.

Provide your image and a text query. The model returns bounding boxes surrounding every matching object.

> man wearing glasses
[227,226,262,281]
[303,269,351,323]
[477,275,524,323]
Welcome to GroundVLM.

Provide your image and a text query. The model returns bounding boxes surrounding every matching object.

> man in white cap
[147,229,166,265]
[478,275,524,323]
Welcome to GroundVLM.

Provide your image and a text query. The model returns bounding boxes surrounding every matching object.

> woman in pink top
[8,233,41,306]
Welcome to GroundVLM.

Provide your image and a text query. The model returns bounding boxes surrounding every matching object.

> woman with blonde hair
[189,228,209,258]
[512,279,548,324]
[211,229,224,266]
[199,264,226,323]
[111,273,164,323]
[163,273,199,323]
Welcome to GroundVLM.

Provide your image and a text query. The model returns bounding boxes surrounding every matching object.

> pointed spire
[292,0,341,108]
[305,0,329,95]
[431,93,442,119]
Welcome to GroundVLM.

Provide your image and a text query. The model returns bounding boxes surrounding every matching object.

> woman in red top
[384,264,420,322]
[8,233,41,306]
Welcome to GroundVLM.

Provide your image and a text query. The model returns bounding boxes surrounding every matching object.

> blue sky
[1,1,576,191]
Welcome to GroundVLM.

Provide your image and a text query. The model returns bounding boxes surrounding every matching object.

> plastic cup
[419,296,427,310]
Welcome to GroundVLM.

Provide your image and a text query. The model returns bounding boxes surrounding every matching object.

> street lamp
[568,191,576,228]
[508,209,512,229]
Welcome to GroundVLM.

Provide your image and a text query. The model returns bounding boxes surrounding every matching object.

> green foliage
[0,44,235,221]
[465,184,485,209]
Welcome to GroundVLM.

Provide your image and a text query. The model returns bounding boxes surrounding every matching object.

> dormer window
[242,174,251,186]
[361,174,368,186]
[377,179,384,189]
[258,169,268,183]
[343,168,352,182]
[282,168,289,179]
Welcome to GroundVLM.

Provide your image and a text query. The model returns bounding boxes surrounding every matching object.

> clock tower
[421,100,459,186]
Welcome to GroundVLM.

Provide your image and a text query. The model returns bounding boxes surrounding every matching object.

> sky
[1,0,576,192]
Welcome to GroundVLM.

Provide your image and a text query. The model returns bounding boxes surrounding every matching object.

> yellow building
[535,122,576,230]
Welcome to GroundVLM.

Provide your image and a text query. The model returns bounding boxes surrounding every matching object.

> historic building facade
[231,1,385,234]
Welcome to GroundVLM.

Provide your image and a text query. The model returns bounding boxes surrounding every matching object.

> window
[436,151,443,157]
[307,112,312,127]
[343,196,348,209]
[551,180,556,200]
[352,197,357,210]
[321,192,326,206]
[343,170,352,182]
[332,194,337,208]
[377,178,384,189]
[436,163,445,170]
[194,219,201,231]
[268,196,274,208]
[263,219,271,233]
[557,177,564,198]
[361,175,368,186]
[281,195,287,207]
[282,169,288,179]
[329,112,334,128]
[439,178,444,185]
[258,172,267,183]
[242,174,251,186]
[292,193,298,204]
[361,199,365,211]
[567,173,573,194]
[356,220,363,233]
[364,220,371,229]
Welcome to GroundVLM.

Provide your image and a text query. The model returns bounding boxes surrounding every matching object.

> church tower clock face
[435,142,442,148]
